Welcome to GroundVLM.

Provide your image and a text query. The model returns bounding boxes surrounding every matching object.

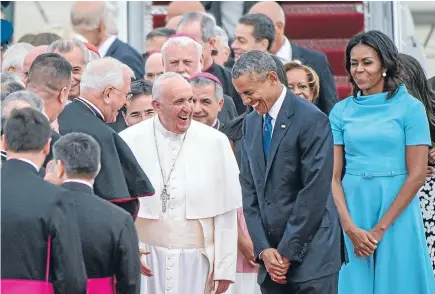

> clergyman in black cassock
[62,181,141,293]
[49,132,141,293]
[58,98,154,217]
[1,108,87,293]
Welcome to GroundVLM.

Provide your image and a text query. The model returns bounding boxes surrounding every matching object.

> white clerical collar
[98,35,117,57]
[64,179,93,189]
[154,116,186,140]
[267,85,287,121]
[78,97,105,120]
[10,157,39,172]
[276,37,292,63]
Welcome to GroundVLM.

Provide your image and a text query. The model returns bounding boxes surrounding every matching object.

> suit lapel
[105,38,120,57]
[250,114,266,178]
[265,93,295,181]
[291,42,302,60]
[74,98,104,122]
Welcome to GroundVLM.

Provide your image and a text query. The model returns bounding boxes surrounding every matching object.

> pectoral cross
[161,187,170,213]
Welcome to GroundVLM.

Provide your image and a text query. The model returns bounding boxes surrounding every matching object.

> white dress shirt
[64,179,93,189]
[265,85,287,135]
[13,158,39,172]
[275,37,292,63]
[98,35,117,57]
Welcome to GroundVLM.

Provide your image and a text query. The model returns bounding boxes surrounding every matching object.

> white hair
[47,39,91,64]
[80,57,134,92]
[1,43,35,72]
[161,36,203,65]
[152,72,187,101]
[88,50,101,61]
[203,12,216,25]
[214,26,229,49]
[71,1,118,36]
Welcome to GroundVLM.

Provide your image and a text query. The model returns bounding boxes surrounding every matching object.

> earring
[382,72,387,77]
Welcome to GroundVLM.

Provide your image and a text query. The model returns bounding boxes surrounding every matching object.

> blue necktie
[263,113,273,159]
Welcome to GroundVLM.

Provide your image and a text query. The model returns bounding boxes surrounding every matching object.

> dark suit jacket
[107,111,128,133]
[61,181,140,294]
[206,62,246,115]
[291,42,338,115]
[2,150,46,177]
[43,130,60,167]
[1,159,87,293]
[58,98,155,216]
[240,89,345,284]
[218,94,238,125]
[106,38,145,80]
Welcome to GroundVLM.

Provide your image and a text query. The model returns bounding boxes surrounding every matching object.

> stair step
[151,5,169,28]
[292,39,348,76]
[283,3,364,39]
[334,76,352,100]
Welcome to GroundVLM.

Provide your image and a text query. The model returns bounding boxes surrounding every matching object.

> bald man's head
[249,1,286,54]
[23,46,48,76]
[249,2,285,25]
[166,15,182,30]
[166,1,205,23]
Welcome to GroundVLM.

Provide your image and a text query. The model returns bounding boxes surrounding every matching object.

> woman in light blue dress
[329,30,435,294]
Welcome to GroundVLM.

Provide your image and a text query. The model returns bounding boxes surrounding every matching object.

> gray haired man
[162,35,237,125]
[48,39,90,100]
[1,43,35,81]
[120,72,241,294]
[177,12,245,114]
[1,91,46,173]
[189,72,224,129]
[57,57,154,217]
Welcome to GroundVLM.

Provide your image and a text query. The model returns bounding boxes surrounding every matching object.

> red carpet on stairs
[281,1,365,100]
[151,1,365,100]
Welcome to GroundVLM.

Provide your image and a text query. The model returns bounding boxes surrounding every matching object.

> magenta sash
[1,237,54,294]
[87,277,116,294]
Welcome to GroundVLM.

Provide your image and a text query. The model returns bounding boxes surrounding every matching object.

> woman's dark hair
[345,30,402,99]
[399,53,435,132]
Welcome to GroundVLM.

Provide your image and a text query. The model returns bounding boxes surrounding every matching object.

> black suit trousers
[260,273,338,294]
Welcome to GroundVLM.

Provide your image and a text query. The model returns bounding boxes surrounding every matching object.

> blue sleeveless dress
[329,85,435,294]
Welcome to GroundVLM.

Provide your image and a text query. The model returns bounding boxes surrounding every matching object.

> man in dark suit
[45,132,141,293]
[1,108,87,293]
[249,1,338,115]
[26,53,72,165]
[177,12,245,114]
[70,1,145,79]
[233,51,345,293]
[58,57,154,217]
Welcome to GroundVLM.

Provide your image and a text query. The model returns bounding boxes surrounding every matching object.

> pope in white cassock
[119,72,242,294]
